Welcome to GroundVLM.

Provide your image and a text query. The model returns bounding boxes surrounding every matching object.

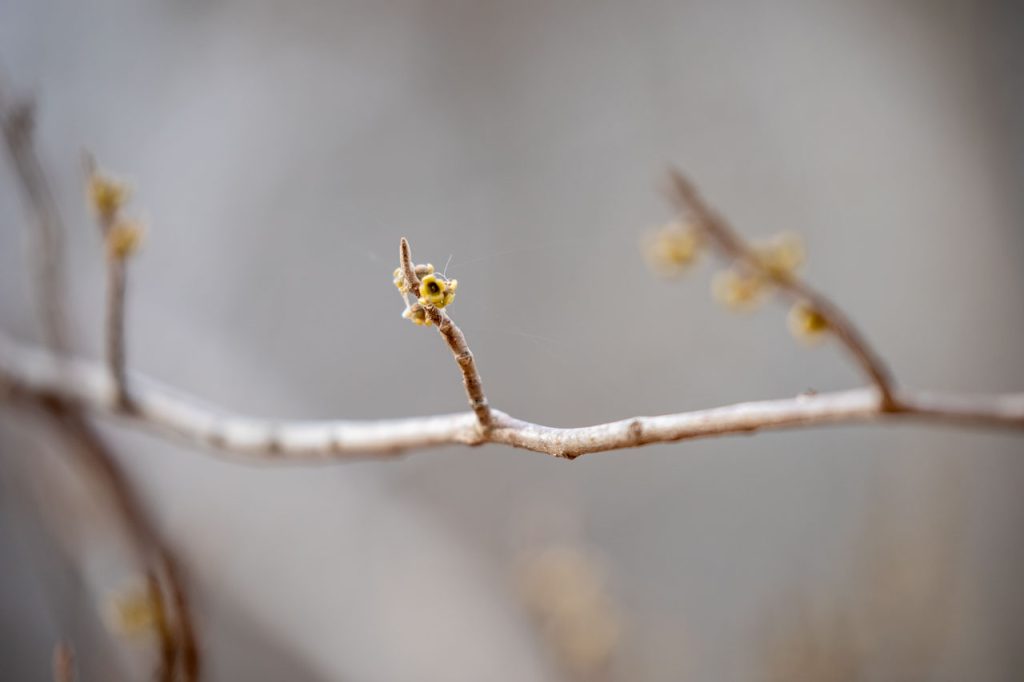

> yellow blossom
[788,301,830,342]
[401,303,432,326]
[106,218,144,260]
[712,268,769,311]
[88,172,131,221]
[418,273,457,308]
[643,221,703,276]
[104,587,160,638]
[755,231,805,279]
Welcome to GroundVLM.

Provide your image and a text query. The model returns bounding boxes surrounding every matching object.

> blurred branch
[0,91,70,353]
[42,403,198,681]
[667,169,899,409]
[1,87,198,681]
[52,641,75,682]
[3,336,1022,460]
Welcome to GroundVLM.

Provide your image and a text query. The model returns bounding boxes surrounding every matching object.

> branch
[3,336,1022,460]
[1,89,198,680]
[42,403,198,681]
[83,154,138,409]
[667,169,900,409]
[52,642,75,682]
[0,92,70,353]
[399,237,493,430]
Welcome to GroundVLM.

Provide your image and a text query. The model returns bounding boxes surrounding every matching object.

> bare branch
[399,237,493,430]
[81,154,135,409]
[2,93,198,680]
[667,169,899,410]
[3,337,1021,461]
[105,256,130,408]
[0,90,70,353]
[40,400,199,681]
[52,642,75,682]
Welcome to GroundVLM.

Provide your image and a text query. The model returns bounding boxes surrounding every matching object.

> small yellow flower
[712,268,768,311]
[643,221,703,276]
[401,303,432,326]
[106,218,145,260]
[755,231,805,279]
[104,588,160,638]
[788,301,830,342]
[418,273,457,308]
[88,172,131,221]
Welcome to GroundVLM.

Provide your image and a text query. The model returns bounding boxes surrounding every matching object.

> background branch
[668,169,900,410]
[1,89,198,681]
[0,92,70,353]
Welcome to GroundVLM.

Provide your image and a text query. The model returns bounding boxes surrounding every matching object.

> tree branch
[0,93,71,353]
[400,237,493,430]
[667,169,900,410]
[3,336,1021,460]
[1,88,198,680]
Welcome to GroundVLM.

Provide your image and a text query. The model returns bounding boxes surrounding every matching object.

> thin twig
[667,169,900,410]
[52,641,75,682]
[82,153,133,410]
[0,92,70,353]
[105,256,130,408]
[40,401,197,682]
[400,237,493,430]
[3,337,1021,460]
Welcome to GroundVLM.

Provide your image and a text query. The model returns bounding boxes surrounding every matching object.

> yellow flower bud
[104,588,160,638]
[88,173,131,221]
[643,221,703,276]
[418,273,457,309]
[402,303,432,326]
[755,231,805,279]
[788,301,830,342]
[712,268,768,311]
[107,219,144,260]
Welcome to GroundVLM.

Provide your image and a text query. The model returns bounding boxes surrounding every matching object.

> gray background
[1,1,1023,680]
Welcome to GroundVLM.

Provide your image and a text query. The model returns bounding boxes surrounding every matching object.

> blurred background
[2,0,1023,679]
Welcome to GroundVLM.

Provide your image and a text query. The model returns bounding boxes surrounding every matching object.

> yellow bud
[393,267,408,293]
[643,221,703,276]
[104,588,160,638]
[88,173,130,221]
[788,301,830,342]
[755,231,805,279]
[401,303,432,326]
[712,269,768,311]
[107,219,144,260]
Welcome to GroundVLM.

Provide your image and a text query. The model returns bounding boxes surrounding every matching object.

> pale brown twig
[105,256,130,408]
[52,641,75,682]
[400,237,493,430]
[82,153,132,410]
[667,169,899,410]
[2,336,1022,460]
[0,93,70,353]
